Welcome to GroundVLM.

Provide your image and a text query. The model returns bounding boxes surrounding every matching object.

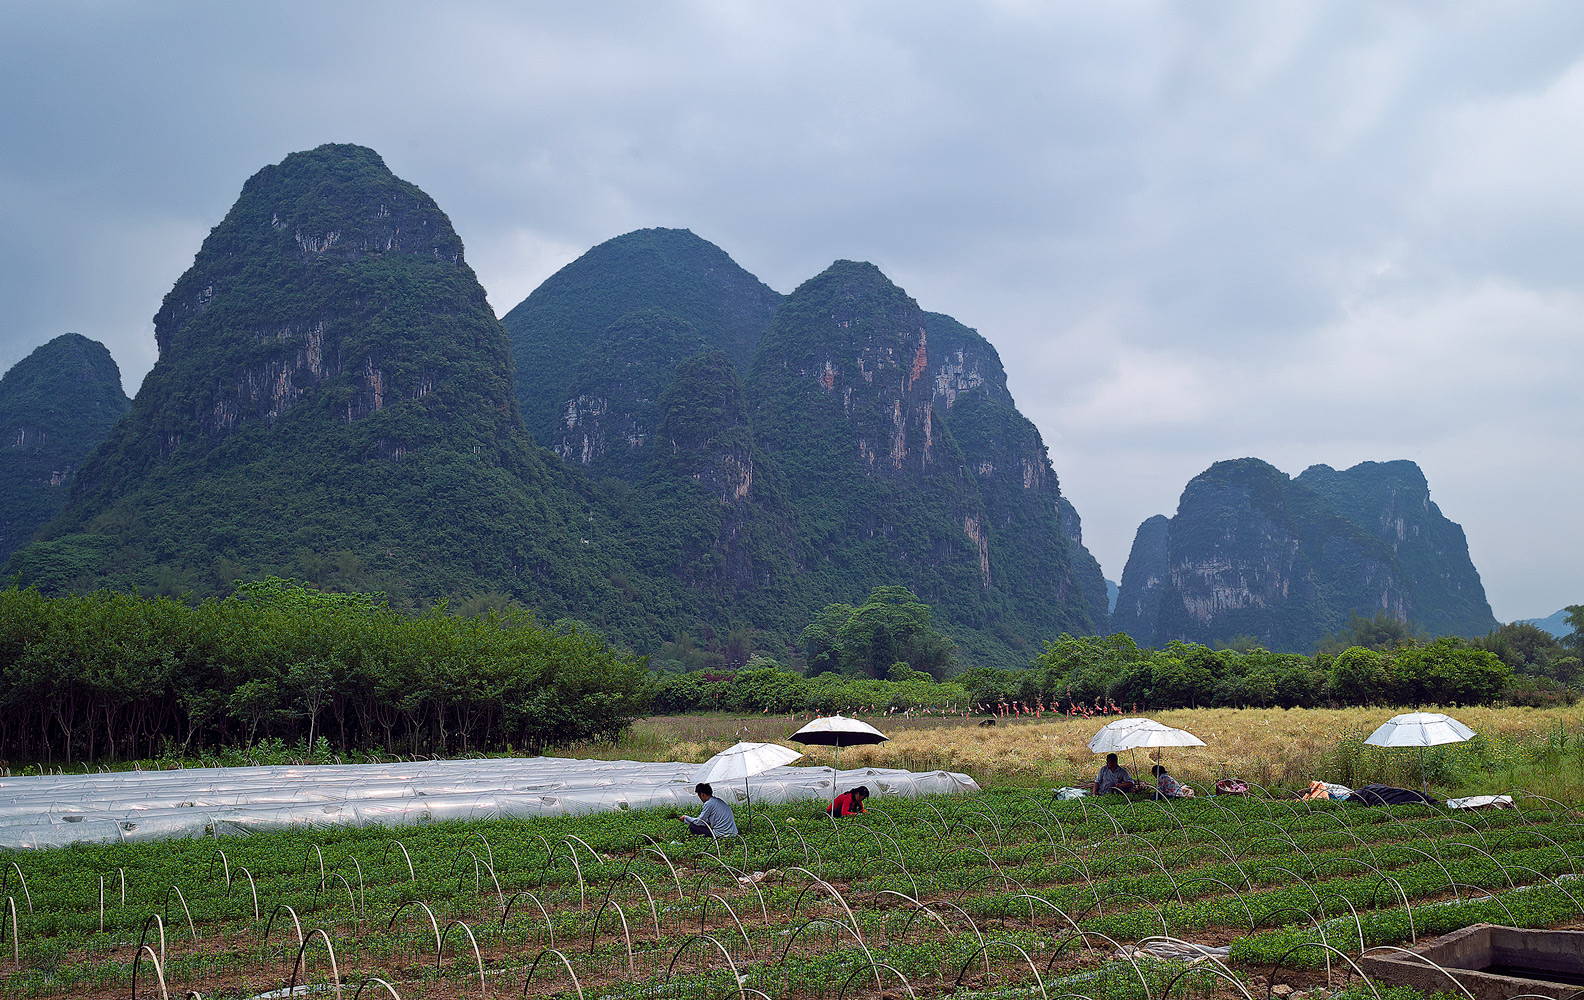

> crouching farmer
[828,785,870,817]
[679,782,738,838]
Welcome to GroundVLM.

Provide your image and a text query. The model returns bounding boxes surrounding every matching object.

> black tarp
[1346,783,1438,807]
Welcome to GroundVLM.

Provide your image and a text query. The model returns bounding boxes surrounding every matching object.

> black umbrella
[789,715,889,809]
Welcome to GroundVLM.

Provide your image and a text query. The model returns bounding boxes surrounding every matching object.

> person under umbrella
[828,785,870,817]
[790,715,888,811]
[1087,717,1206,790]
[1091,753,1137,795]
[677,782,738,838]
[692,741,803,833]
[1363,711,1475,797]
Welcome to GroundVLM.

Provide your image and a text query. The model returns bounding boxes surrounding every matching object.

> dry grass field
[581,705,1584,799]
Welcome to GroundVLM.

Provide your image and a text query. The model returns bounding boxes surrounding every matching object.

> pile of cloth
[1299,780,1352,801]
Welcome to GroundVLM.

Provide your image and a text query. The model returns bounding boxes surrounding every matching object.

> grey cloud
[2,1,1581,619]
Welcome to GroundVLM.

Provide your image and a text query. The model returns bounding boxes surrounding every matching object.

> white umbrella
[790,715,888,809]
[694,741,804,833]
[1088,718,1206,793]
[1088,718,1207,754]
[1364,712,1474,796]
[692,741,804,786]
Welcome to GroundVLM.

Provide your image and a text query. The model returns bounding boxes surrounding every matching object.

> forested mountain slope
[1113,458,1497,652]
[5,144,688,644]
[0,334,129,562]
[745,262,1099,662]
[500,228,782,468]
[504,236,1109,663]
[8,146,1109,668]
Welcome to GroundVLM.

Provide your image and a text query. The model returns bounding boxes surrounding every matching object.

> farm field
[3,785,1584,999]
[615,705,1584,797]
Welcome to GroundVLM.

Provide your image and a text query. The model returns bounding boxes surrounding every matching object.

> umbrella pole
[833,744,840,812]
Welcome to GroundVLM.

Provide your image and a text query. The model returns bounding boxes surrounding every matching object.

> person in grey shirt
[680,782,738,838]
[1091,753,1138,795]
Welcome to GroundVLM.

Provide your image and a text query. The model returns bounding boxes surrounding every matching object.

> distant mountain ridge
[497,235,1111,661]
[1113,458,1496,652]
[1520,609,1574,639]
[6,146,1109,668]
[0,334,129,562]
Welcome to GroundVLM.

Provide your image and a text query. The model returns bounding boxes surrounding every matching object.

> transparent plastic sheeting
[0,758,979,850]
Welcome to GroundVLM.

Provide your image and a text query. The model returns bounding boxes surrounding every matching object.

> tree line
[0,579,650,764]
[0,577,1564,766]
[656,629,1519,715]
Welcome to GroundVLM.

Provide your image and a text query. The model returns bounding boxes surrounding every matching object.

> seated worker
[679,782,738,838]
[1091,753,1138,795]
[828,785,870,817]
[1151,763,1194,798]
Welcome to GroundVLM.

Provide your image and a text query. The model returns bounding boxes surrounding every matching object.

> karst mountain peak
[4,143,1499,663]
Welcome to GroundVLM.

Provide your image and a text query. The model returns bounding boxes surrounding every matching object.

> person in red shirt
[828,785,870,817]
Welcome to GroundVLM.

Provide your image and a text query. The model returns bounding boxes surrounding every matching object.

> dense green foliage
[0,334,129,562]
[1115,458,1498,653]
[798,585,956,679]
[1470,608,1584,705]
[0,579,650,763]
[634,349,800,607]
[651,666,971,714]
[500,226,782,449]
[955,632,1513,711]
[653,628,1512,715]
[1315,609,1423,654]
[543,308,712,480]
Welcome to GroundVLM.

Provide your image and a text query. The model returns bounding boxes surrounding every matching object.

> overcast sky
[3,2,1581,621]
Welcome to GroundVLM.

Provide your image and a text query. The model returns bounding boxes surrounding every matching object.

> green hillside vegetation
[746,261,1096,665]
[634,349,799,607]
[5,145,693,646]
[0,333,129,561]
[544,308,711,480]
[500,227,782,450]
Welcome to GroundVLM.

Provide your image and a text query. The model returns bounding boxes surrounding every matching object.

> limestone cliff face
[650,351,797,598]
[923,311,1107,632]
[748,262,976,574]
[753,262,945,480]
[748,261,1095,662]
[1112,514,1170,641]
[0,334,129,560]
[141,144,513,459]
[548,310,709,480]
[1115,458,1496,652]
[1295,461,1496,637]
